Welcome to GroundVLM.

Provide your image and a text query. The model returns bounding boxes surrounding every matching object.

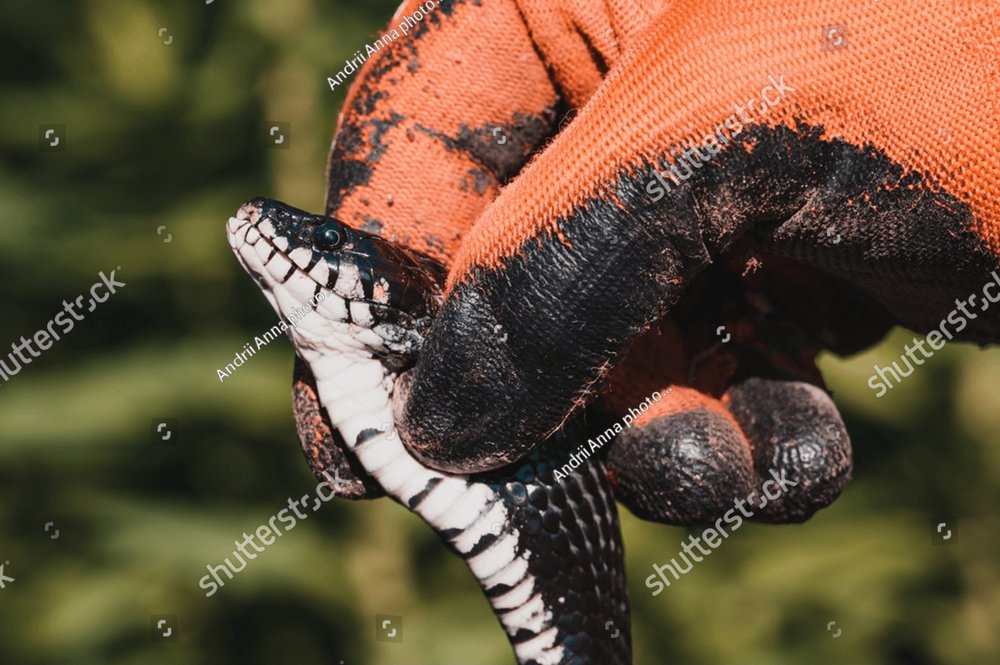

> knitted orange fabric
[450,0,1000,282]
[327,0,672,264]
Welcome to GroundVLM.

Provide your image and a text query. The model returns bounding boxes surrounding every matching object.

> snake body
[227,197,630,665]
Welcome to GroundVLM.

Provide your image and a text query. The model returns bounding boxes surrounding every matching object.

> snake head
[227,197,444,371]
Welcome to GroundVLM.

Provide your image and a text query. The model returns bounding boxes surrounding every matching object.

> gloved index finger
[392,14,726,475]
[394,159,711,473]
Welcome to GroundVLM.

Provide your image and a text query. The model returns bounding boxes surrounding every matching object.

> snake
[227,196,631,665]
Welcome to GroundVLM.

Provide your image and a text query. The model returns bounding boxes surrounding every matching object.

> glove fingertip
[394,289,546,473]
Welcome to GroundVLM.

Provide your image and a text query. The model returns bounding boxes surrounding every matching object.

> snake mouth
[227,197,444,367]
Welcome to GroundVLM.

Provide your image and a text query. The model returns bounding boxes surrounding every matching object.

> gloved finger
[323,0,568,266]
[682,271,854,523]
[397,0,999,473]
[605,377,851,527]
[602,292,850,526]
[394,209,695,474]
[596,317,756,524]
[722,377,852,524]
[605,386,756,525]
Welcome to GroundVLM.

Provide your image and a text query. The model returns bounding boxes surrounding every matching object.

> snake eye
[314,222,345,251]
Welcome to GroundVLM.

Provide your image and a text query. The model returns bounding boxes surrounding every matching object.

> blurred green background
[1,1,998,664]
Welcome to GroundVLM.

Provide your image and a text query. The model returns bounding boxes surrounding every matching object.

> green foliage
[1,1,997,664]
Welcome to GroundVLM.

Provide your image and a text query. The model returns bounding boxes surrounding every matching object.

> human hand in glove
[311,0,998,526]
